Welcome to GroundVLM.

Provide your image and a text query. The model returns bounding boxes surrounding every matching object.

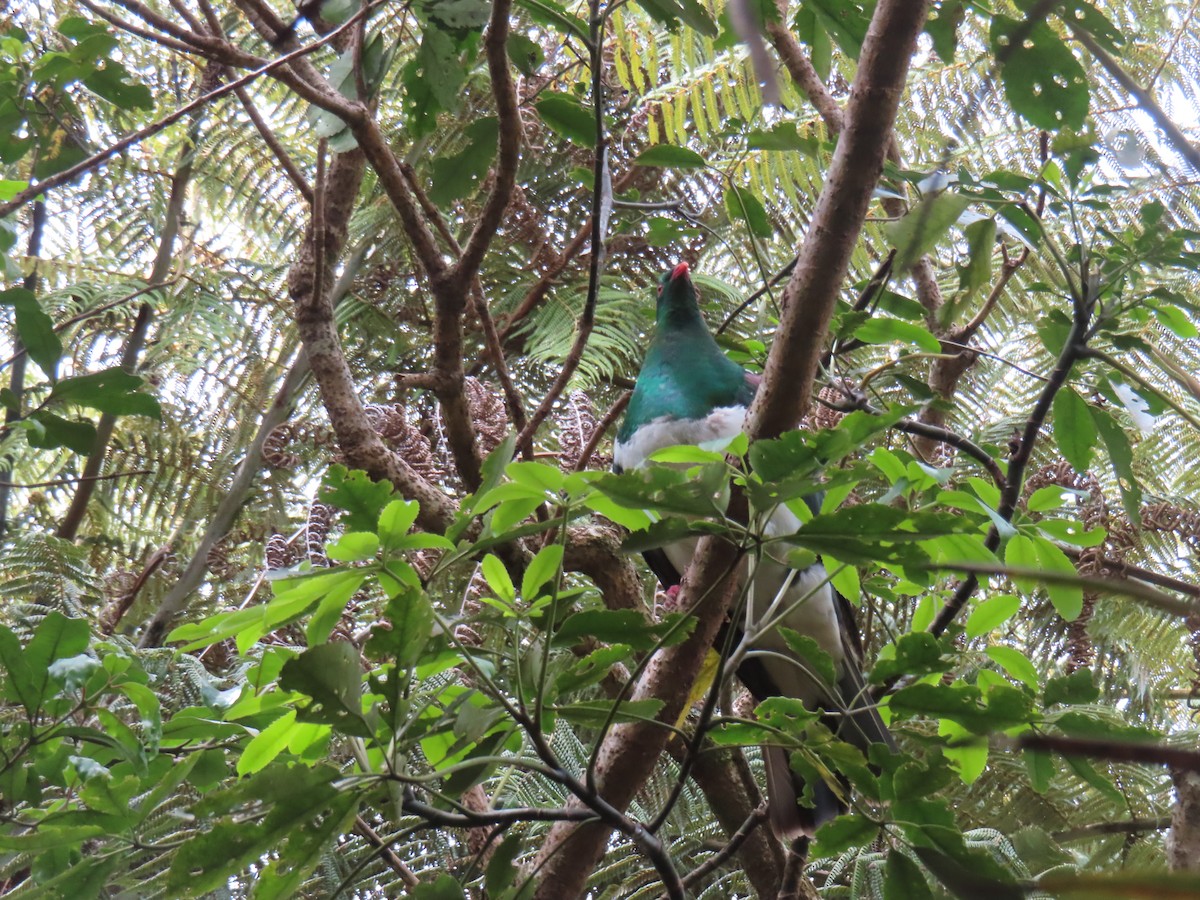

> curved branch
[452,0,521,285]
[747,0,932,441]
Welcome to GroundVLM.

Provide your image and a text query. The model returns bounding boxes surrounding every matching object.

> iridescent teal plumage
[616,264,754,450]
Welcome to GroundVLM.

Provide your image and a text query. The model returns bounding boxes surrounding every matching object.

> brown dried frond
[557,390,609,471]
[307,502,333,567]
[464,377,508,454]
[207,538,242,580]
[263,423,303,469]
[1141,502,1200,552]
[806,384,846,432]
[365,403,440,479]
[266,533,297,570]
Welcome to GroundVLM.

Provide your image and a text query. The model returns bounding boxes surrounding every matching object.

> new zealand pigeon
[613,261,893,843]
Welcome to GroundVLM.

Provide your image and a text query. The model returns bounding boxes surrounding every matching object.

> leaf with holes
[991,16,1089,131]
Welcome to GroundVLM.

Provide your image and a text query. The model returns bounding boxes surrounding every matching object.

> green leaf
[48,368,160,418]
[0,824,110,851]
[0,626,36,717]
[854,317,942,353]
[811,814,878,856]
[421,0,491,32]
[481,553,515,603]
[724,186,772,238]
[237,710,299,776]
[514,0,588,43]
[522,544,563,599]
[885,849,933,899]
[1044,670,1099,707]
[403,28,467,137]
[507,33,544,75]
[557,698,664,726]
[926,0,964,62]
[884,191,970,271]
[891,682,1031,733]
[410,874,467,900]
[634,0,718,36]
[321,465,399,532]
[430,117,498,204]
[279,642,373,736]
[1036,518,1106,547]
[869,631,951,683]
[965,594,1020,639]
[1053,387,1096,473]
[1091,408,1142,524]
[1025,747,1054,792]
[326,531,379,562]
[959,217,995,299]
[745,122,819,152]
[939,718,988,784]
[991,15,1089,131]
[377,499,421,551]
[367,586,435,666]
[802,0,871,58]
[536,93,595,147]
[634,144,707,168]
[167,766,343,896]
[778,629,836,686]
[0,288,61,378]
[485,833,523,896]
[254,792,358,900]
[554,644,633,694]
[24,411,96,454]
[554,609,692,650]
[305,569,372,646]
[25,612,90,709]
[985,645,1038,690]
[1005,534,1083,620]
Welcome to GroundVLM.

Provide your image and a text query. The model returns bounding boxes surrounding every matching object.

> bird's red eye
[657,284,663,296]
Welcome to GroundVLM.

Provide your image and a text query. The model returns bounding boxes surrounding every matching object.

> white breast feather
[615,406,844,704]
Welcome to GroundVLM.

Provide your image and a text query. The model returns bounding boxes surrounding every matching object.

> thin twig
[1051,817,1171,843]
[670,807,768,896]
[929,262,1096,637]
[0,11,370,220]
[1073,27,1200,175]
[514,0,610,458]
[932,561,1196,618]
[234,85,313,202]
[0,469,152,489]
[571,391,630,473]
[352,815,420,889]
[826,392,1006,487]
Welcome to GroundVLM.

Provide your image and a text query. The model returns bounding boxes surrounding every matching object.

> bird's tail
[763,744,842,844]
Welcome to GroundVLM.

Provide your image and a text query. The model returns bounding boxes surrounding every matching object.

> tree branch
[1072,27,1200,175]
[57,75,213,542]
[747,0,932,441]
[287,150,455,533]
[1019,733,1200,772]
[0,12,360,220]
[515,2,610,458]
[1051,817,1171,843]
[234,85,313,203]
[930,265,1096,637]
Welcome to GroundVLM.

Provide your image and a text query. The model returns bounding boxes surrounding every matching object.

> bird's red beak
[670,261,690,281]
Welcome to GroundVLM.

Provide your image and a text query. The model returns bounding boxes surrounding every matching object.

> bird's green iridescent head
[654,261,706,331]
[616,262,751,441]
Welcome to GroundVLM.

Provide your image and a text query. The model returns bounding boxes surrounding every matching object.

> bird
[613,261,893,844]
